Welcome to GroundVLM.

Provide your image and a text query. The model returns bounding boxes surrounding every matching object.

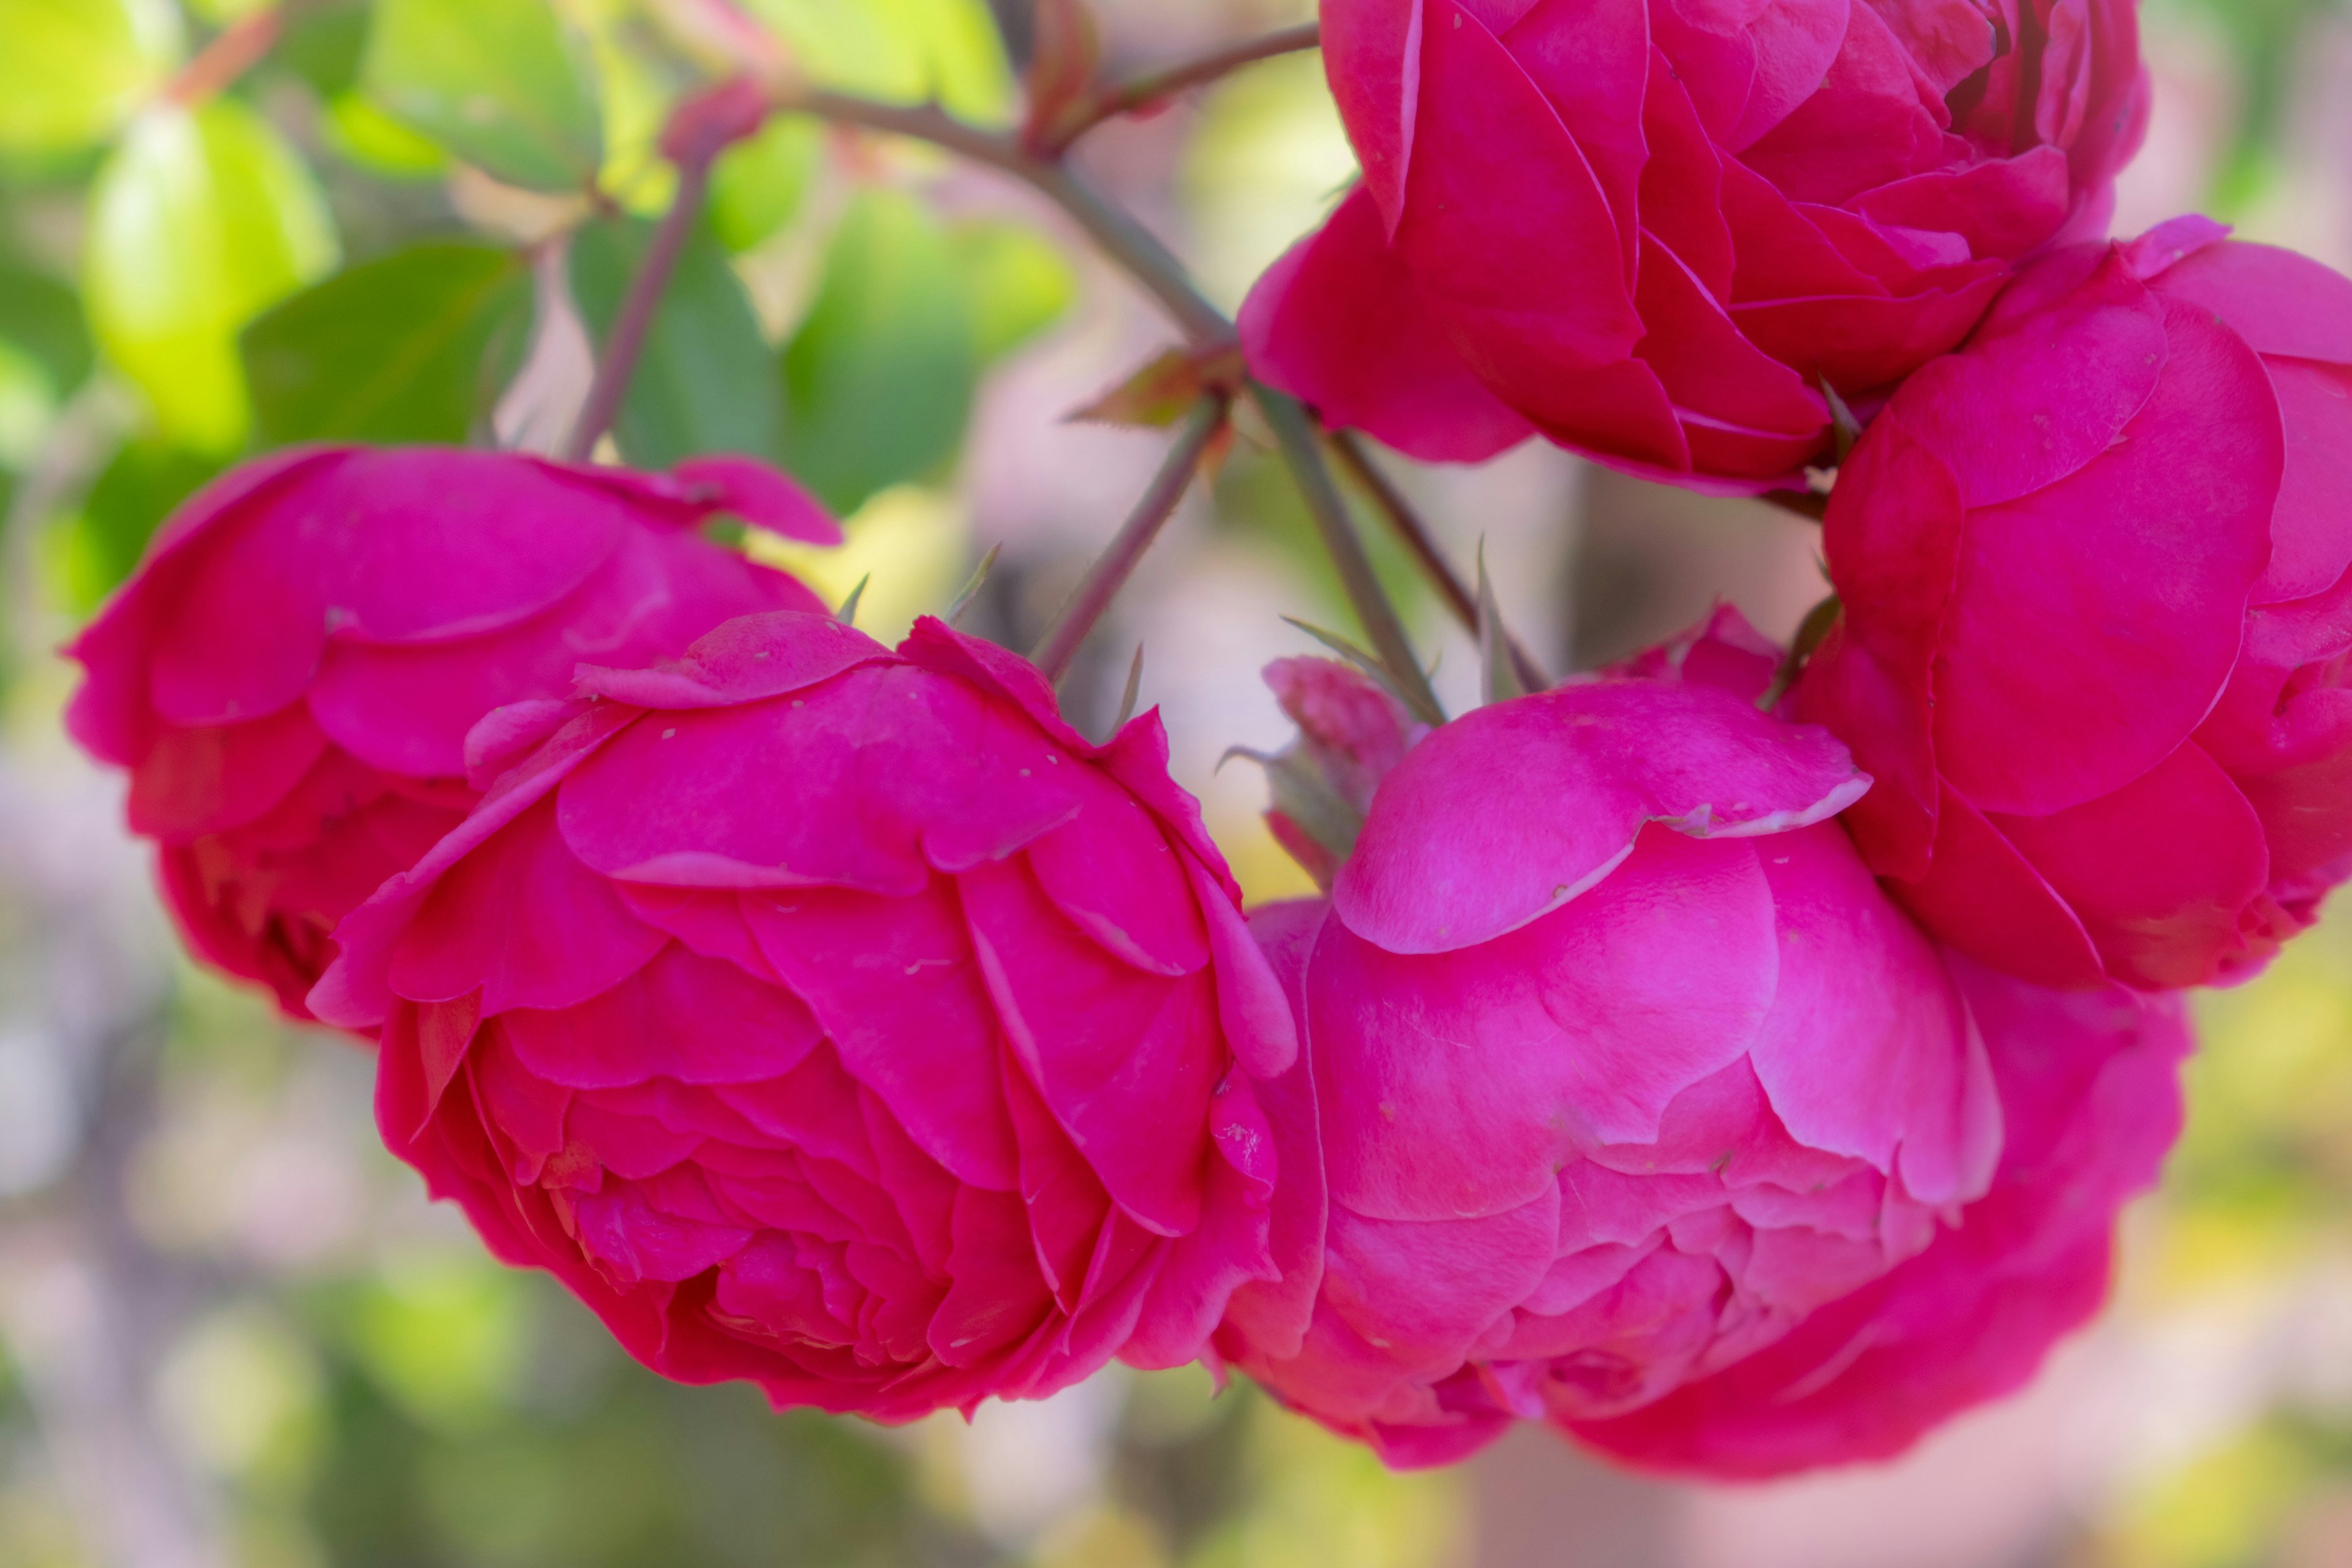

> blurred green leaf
[779,186,978,514]
[361,0,605,194]
[85,98,340,453]
[241,241,531,447]
[0,0,183,154]
[745,0,1015,123]
[952,218,1077,363]
[566,0,680,214]
[0,341,53,471]
[571,216,782,467]
[320,91,450,178]
[708,116,823,254]
[47,440,222,612]
[0,255,93,399]
[275,0,372,100]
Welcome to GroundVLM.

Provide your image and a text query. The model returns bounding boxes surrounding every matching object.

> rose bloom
[1569,954,2185,1476]
[310,611,1298,1419]
[66,447,834,1021]
[1215,635,2001,1466]
[1243,0,2145,489]
[1798,216,2352,990]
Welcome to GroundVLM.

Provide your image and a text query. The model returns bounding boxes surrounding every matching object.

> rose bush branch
[1254,384,1446,725]
[567,78,771,462]
[774,86,1233,347]
[1034,394,1229,684]
[1330,431,1548,692]
[1033,21,1324,153]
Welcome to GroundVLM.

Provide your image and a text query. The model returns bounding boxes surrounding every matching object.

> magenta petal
[1239,190,1537,464]
[1891,785,2109,990]
[1336,681,1867,954]
[501,942,822,1090]
[572,611,890,710]
[1180,851,1300,1080]
[1316,831,1779,1222]
[1504,0,1651,287]
[1931,298,2278,815]
[1221,900,1330,1362]
[1023,785,1210,978]
[1885,258,2167,508]
[670,454,842,545]
[1747,823,1999,1205]
[388,796,668,1013]
[1397,0,1643,375]
[744,880,1022,1192]
[2249,357,2352,606]
[1120,1073,1280,1370]
[1322,1185,1561,1377]
[2149,237,2352,364]
[66,447,342,764]
[960,854,1217,1237]
[1994,742,2273,990]
[147,497,331,728]
[127,704,328,839]
[1322,0,1425,228]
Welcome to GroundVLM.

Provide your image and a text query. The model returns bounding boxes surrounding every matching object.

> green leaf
[360,0,604,194]
[779,187,979,515]
[952,219,1077,364]
[85,98,340,453]
[321,91,449,178]
[744,0,1014,123]
[241,242,531,448]
[274,0,371,97]
[0,340,55,470]
[0,256,93,398]
[47,440,222,613]
[0,0,183,154]
[709,116,823,254]
[570,216,782,468]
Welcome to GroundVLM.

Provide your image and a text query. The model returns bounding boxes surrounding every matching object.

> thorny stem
[1329,431,1550,693]
[163,2,294,107]
[1038,21,1324,152]
[767,53,1455,712]
[565,149,720,462]
[1033,396,1228,683]
[776,88,1234,347]
[1253,383,1446,726]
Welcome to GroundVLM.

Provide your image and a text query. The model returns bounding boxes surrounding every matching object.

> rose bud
[1243,0,2146,489]
[1567,956,2187,1476]
[309,611,1297,1420]
[64,447,835,1022]
[1796,216,2352,990]
[1216,650,1999,1467]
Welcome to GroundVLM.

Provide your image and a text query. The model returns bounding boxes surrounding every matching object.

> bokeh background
[3,0,2351,1564]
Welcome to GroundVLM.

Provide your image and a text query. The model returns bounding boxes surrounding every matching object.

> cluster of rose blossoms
[67,0,2352,1481]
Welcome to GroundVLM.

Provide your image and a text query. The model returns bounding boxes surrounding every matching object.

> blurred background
[3,0,2352,1563]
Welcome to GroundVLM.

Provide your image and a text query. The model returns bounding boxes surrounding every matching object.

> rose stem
[1037,22,1323,153]
[565,116,736,462]
[773,88,1232,348]
[1033,395,1229,683]
[164,2,295,107]
[1329,431,1549,692]
[1254,383,1447,725]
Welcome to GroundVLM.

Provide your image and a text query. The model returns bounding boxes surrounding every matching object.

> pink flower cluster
[58,0,2352,1488]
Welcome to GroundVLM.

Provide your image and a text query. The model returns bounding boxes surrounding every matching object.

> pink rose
[1216,644,2000,1466]
[1242,0,2146,489]
[1567,955,2187,1476]
[310,611,1298,1420]
[65,447,835,1022]
[1796,216,2352,990]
